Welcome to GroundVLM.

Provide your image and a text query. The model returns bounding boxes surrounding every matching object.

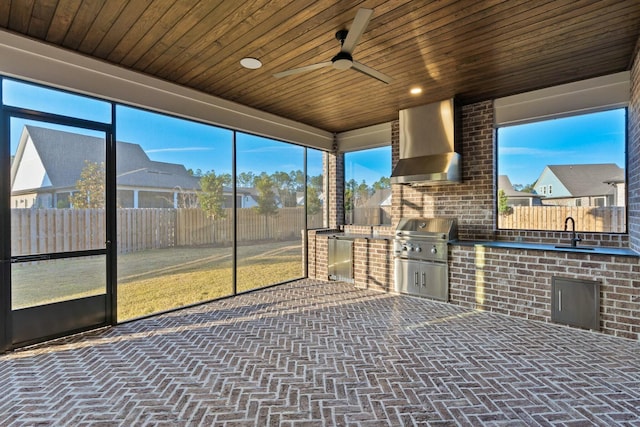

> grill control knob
[415,246,422,252]
[431,246,438,254]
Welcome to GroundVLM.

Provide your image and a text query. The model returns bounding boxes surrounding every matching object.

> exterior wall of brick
[450,245,639,340]
[309,231,329,281]
[327,151,344,229]
[308,233,393,291]
[352,237,394,293]
[629,42,640,252]
[392,101,496,240]
[309,54,640,340]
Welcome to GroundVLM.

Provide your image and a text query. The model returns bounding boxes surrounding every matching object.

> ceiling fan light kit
[273,8,392,84]
[331,51,353,70]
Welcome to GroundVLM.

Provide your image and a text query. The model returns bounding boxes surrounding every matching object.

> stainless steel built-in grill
[394,217,458,301]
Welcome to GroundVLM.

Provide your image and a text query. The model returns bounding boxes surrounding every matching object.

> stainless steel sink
[554,245,595,250]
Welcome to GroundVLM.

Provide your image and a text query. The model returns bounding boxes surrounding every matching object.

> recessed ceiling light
[410,87,423,95]
[240,57,262,69]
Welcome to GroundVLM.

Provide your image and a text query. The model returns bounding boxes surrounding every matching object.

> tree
[344,178,358,212]
[355,180,371,207]
[254,174,279,237]
[71,160,105,208]
[237,171,255,187]
[271,171,296,207]
[308,174,323,192]
[199,170,229,219]
[513,182,535,193]
[304,173,324,220]
[372,176,390,191]
[254,174,279,216]
[498,189,512,216]
[307,185,322,215]
[289,169,305,191]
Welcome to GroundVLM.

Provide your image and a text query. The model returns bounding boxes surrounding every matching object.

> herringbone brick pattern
[1,279,638,426]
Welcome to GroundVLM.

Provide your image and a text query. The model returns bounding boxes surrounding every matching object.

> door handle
[558,290,562,311]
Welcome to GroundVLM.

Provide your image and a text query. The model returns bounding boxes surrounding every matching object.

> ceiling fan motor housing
[332,51,353,70]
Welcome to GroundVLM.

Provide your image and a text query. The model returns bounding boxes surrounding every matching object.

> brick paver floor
[0,279,638,426]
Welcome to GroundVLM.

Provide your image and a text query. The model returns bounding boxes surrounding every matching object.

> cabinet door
[328,239,353,282]
[419,262,448,301]
[394,259,421,294]
[394,259,448,301]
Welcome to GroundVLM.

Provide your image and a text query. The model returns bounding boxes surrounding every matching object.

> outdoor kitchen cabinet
[394,258,448,301]
[328,237,353,283]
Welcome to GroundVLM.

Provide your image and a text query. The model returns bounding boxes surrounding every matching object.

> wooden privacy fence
[498,206,626,232]
[11,207,323,256]
[346,207,392,225]
[11,208,107,255]
[176,207,322,246]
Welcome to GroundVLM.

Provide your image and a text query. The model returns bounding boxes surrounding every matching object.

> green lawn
[11,241,304,320]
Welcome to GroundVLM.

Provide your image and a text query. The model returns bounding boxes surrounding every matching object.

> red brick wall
[629,41,640,252]
[450,246,639,340]
[327,151,344,229]
[309,70,640,340]
[308,230,329,281]
[392,101,496,240]
[352,237,393,292]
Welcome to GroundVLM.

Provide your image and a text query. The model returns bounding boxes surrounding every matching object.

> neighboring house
[602,171,626,207]
[497,175,542,206]
[235,187,260,209]
[11,125,308,212]
[11,125,201,209]
[533,164,625,207]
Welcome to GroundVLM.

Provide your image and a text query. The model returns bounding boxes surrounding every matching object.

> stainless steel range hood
[390,98,461,186]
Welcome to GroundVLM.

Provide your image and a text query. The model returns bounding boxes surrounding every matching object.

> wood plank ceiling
[1,0,639,133]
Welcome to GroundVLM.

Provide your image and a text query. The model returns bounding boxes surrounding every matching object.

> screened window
[2,75,326,327]
[344,146,391,225]
[235,133,305,292]
[115,105,234,320]
[496,108,626,233]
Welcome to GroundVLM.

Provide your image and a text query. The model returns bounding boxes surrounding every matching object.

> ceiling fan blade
[352,61,392,84]
[273,61,332,78]
[341,8,373,54]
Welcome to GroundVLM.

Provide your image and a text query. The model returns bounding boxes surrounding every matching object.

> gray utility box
[551,277,600,331]
[328,238,353,283]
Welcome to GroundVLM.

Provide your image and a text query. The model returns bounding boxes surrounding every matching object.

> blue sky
[497,108,626,187]
[6,79,323,178]
[344,146,391,185]
[6,78,625,187]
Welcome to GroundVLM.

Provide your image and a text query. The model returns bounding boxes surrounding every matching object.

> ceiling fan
[273,8,392,84]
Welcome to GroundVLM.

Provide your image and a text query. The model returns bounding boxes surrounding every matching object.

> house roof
[2,2,639,133]
[542,164,623,198]
[18,126,200,191]
[498,175,542,199]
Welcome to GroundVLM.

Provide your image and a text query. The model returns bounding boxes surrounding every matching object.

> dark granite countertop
[451,240,639,257]
[320,232,392,241]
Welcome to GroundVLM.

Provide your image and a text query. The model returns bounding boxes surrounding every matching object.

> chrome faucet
[564,216,582,247]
